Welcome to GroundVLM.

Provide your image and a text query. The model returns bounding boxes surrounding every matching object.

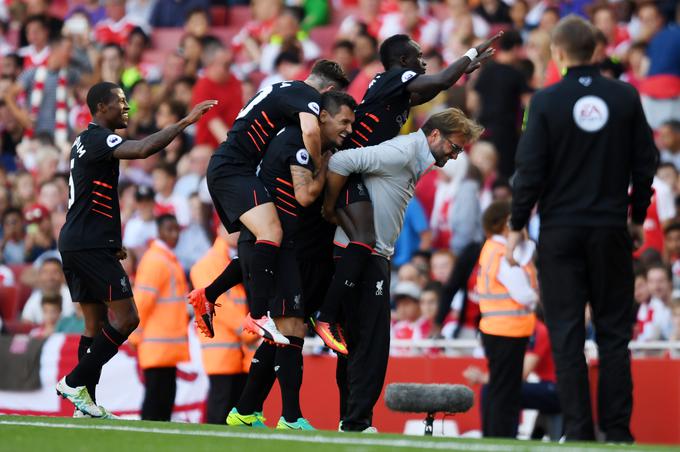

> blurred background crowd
[0,0,680,357]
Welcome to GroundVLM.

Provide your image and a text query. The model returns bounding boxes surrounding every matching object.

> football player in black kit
[189,60,349,346]
[314,32,502,352]
[226,91,356,430]
[56,82,216,418]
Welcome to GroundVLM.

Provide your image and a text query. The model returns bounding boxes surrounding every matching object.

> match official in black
[507,16,657,442]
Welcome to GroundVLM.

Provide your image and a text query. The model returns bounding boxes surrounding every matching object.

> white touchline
[0,419,625,452]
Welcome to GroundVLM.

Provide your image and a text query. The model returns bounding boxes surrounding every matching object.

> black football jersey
[59,123,124,251]
[343,67,420,149]
[215,80,321,171]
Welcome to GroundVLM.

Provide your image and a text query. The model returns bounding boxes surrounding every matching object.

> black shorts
[297,250,334,317]
[207,157,272,233]
[238,241,304,318]
[61,249,132,302]
[335,173,371,209]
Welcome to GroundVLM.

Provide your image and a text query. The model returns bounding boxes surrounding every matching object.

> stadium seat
[152,28,185,52]
[0,286,18,321]
[227,6,251,26]
[309,26,339,57]
[48,0,69,20]
[430,2,450,21]
[210,6,228,26]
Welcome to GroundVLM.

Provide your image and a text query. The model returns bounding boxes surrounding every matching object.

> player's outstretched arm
[299,112,322,170]
[407,32,502,106]
[113,100,218,160]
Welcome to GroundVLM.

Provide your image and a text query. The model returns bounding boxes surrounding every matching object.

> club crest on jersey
[308,102,320,115]
[375,280,384,296]
[401,71,417,83]
[296,149,310,165]
[573,95,609,132]
[106,134,123,148]
[120,277,129,293]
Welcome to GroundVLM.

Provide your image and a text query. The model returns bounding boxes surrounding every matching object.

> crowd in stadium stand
[0,0,680,356]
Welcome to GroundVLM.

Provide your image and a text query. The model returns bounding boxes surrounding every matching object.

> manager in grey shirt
[323,108,484,432]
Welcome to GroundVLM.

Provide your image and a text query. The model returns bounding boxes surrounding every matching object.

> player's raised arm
[407,32,502,106]
[113,100,217,160]
[299,111,322,169]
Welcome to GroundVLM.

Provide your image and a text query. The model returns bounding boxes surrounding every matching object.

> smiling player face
[320,105,355,148]
[102,87,130,129]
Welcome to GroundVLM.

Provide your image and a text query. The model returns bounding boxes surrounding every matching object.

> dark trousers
[206,374,248,424]
[481,333,527,438]
[340,255,391,431]
[538,227,634,442]
[142,367,177,421]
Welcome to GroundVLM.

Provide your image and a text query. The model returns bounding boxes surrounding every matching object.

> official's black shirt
[239,126,316,248]
[59,123,124,251]
[511,65,658,231]
[344,68,419,149]
[214,81,321,173]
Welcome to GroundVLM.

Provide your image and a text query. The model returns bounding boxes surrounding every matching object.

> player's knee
[112,309,139,337]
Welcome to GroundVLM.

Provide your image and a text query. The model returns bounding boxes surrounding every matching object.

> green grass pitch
[0,415,674,452]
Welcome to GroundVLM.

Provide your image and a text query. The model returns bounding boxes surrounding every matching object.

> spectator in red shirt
[94,0,143,47]
[18,15,51,69]
[191,40,242,149]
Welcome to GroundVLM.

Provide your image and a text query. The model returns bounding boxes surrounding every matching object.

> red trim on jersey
[254,119,269,137]
[261,111,274,128]
[276,195,297,210]
[92,199,112,209]
[247,131,262,152]
[350,138,364,148]
[92,208,113,218]
[276,187,296,200]
[276,204,298,217]
[366,113,380,123]
[253,190,258,206]
[359,121,373,133]
[333,240,348,248]
[93,191,112,200]
[349,241,375,252]
[93,180,113,189]
[251,124,265,144]
[255,240,280,247]
[276,177,294,188]
[355,129,369,142]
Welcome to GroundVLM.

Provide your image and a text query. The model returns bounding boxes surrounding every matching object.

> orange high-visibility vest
[477,238,536,338]
[131,239,190,369]
[190,237,256,375]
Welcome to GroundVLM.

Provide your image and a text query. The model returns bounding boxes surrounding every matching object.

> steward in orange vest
[476,201,538,438]
[190,228,258,424]
[130,215,189,421]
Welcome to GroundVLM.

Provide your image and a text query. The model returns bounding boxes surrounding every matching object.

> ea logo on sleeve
[106,134,123,147]
[401,70,417,83]
[296,149,310,165]
[572,96,609,132]
[308,102,320,115]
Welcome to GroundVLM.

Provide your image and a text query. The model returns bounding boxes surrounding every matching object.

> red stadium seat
[4,320,36,335]
[309,26,339,58]
[152,28,185,52]
[227,6,252,27]
[8,264,32,315]
[211,6,228,26]
[48,0,69,20]
[0,286,18,321]
[212,27,239,47]
[430,2,450,21]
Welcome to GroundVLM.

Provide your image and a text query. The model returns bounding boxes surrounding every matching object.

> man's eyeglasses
[444,137,465,156]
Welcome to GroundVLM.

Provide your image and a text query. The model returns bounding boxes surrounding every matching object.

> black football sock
[77,336,101,403]
[204,258,243,303]
[250,241,279,318]
[317,242,373,323]
[67,323,126,389]
[237,341,277,415]
[276,336,304,422]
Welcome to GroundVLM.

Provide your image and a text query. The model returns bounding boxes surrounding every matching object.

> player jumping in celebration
[312,32,502,353]
[226,91,357,430]
[189,60,349,345]
[56,82,216,417]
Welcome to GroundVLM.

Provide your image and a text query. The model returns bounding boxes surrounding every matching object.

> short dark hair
[41,294,62,308]
[658,162,678,174]
[86,81,121,115]
[186,7,208,21]
[333,39,355,53]
[281,6,304,23]
[421,108,484,142]
[662,119,680,133]
[274,50,302,68]
[482,200,511,236]
[156,213,177,228]
[310,59,350,90]
[422,281,443,296]
[41,257,63,269]
[379,34,412,69]
[552,15,597,63]
[321,91,357,116]
[665,221,680,236]
[159,99,186,120]
[128,26,150,47]
[356,31,378,50]
[499,30,523,51]
[2,207,22,223]
[102,42,124,57]
[153,161,177,178]
[25,14,49,30]
[647,262,672,282]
